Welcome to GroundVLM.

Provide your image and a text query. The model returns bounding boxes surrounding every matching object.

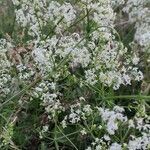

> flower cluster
[0,0,149,149]
[12,0,143,91]
[0,39,12,99]
[123,0,150,48]
[59,101,150,150]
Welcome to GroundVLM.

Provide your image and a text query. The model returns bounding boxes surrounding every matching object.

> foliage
[0,0,150,150]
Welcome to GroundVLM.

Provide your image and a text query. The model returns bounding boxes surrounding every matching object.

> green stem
[54,117,59,150]
[44,16,64,40]
[57,125,78,150]
[104,95,150,100]
[0,76,41,109]
[56,130,80,140]
[55,9,93,46]
[86,6,90,40]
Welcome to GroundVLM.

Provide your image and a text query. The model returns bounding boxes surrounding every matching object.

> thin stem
[57,125,78,150]
[104,95,150,101]
[54,117,59,150]
[44,16,65,40]
[55,9,93,46]
[86,5,90,40]
[0,75,41,109]
[56,130,80,140]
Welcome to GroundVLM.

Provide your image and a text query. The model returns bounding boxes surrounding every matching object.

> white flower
[103,135,111,141]
[80,128,87,135]
[83,105,93,115]
[128,133,150,150]
[12,0,20,5]
[132,55,140,65]
[61,119,67,129]
[42,125,49,132]
[97,106,127,135]
[32,47,47,64]
[35,87,43,92]
[69,112,80,124]
[111,0,125,7]
[15,9,27,27]
[50,82,56,90]
[123,0,150,47]
[109,143,122,150]
[96,145,102,150]
[128,119,135,128]
[86,147,92,150]
[113,106,125,113]
[98,125,102,130]
[79,97,86,101]
[85,69,97,85]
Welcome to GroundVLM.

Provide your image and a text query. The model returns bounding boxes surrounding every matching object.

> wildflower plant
[0,0,150,149]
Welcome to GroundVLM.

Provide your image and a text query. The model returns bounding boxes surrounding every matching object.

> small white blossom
[109,143,122,150]
[80,128,87,135]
